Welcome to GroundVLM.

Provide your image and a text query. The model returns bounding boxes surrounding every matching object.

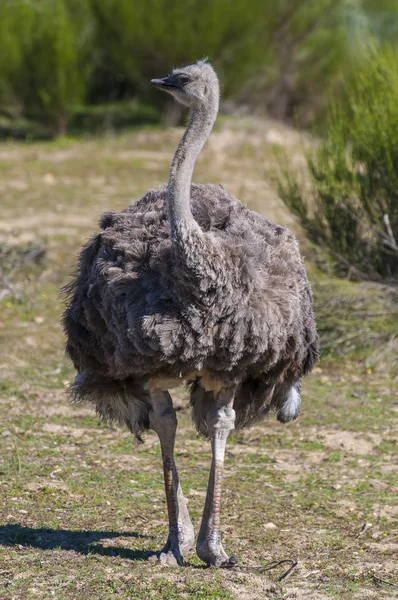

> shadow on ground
[0,523,154,560]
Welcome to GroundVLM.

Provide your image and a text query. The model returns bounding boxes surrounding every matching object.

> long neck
[167,95,218,243]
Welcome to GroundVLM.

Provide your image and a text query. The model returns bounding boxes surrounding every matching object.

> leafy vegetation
[3,0,398,135]
[0,0,95,134]
[278,45,398,282]
[70,101,161,134]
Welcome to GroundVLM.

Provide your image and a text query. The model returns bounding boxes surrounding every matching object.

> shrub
[69,101,160,134]
[91,0,350,123]
[0,0,397,134]
[91,0,269,96]
[0,0,95,134]
[278,45,398,282]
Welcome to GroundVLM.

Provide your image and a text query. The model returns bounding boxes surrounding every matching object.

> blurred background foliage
[0,0,397,135]
[0,0,397,282]
[278,43,398,283]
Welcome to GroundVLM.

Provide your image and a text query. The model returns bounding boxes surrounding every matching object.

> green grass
[0,119,397,599]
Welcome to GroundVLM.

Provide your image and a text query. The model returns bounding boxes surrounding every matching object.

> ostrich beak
[151,75,179,90]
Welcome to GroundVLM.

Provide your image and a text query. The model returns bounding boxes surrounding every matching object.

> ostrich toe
[150,528,194,566]
[196,539,237,568]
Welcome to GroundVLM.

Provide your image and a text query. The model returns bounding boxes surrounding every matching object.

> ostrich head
[151,60,219,108]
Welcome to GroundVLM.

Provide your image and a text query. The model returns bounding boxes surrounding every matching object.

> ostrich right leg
[149,389,194,566]
[196,387,237,567]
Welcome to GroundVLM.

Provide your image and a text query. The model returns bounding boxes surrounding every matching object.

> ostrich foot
[196,539,238,568]
[150,529,194,566]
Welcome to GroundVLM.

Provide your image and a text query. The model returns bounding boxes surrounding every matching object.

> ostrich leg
[196,388,237,567]
[149,389,194,566]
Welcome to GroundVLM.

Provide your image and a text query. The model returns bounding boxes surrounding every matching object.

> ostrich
[63,60,319,568]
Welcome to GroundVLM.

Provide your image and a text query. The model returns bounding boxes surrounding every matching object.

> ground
[0,118,397,599]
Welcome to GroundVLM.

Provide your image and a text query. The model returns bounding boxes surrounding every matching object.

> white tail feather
[277,386,301,422]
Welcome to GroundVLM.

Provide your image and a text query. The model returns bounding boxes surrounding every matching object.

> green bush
[70,101,161,134]
[0,0,398,134]
[91,0,350,123]
[0,115,54,141]
[278,45,398,282]
[0,0,94,134]
[91,0,271,98]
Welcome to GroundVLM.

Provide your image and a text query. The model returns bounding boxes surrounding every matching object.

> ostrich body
[63,60,319,567]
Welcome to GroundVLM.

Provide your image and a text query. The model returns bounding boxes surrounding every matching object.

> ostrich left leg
[149,389,194,566]
[196,387,237,567]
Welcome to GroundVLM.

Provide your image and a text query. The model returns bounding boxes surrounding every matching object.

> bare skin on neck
[148,390,194,565]
[168,101,218,239]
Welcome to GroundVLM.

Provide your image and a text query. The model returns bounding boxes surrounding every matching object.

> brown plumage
[62,60,319,567]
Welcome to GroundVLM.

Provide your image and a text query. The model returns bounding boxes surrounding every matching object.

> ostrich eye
[178,74,190,86]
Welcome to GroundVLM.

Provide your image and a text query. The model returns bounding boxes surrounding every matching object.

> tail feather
[276,385,301,423]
